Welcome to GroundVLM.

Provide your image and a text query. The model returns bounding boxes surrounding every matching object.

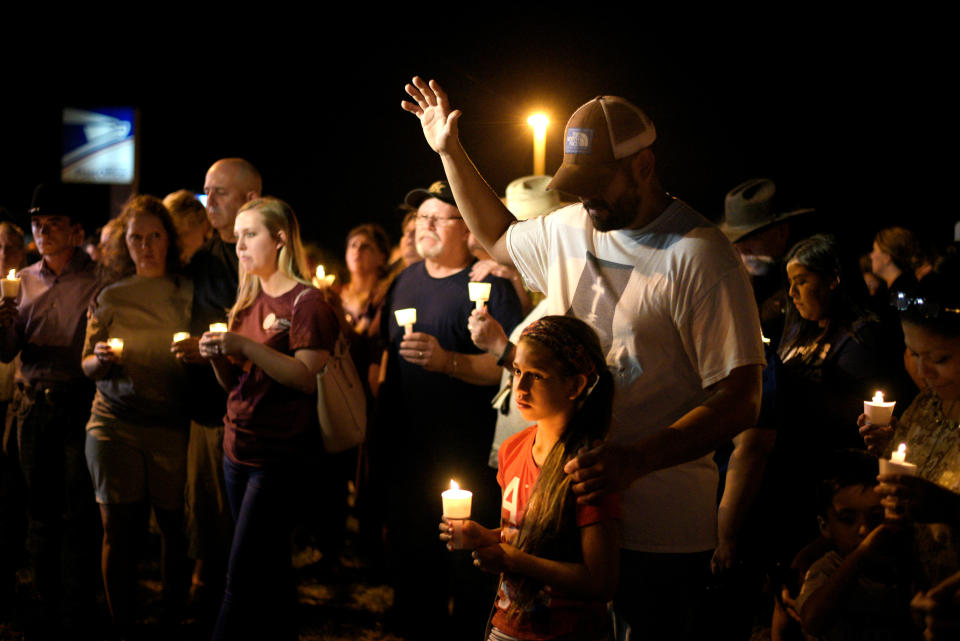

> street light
[527,113,549,176]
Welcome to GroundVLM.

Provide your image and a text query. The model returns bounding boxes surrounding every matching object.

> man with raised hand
[402,77,765,640]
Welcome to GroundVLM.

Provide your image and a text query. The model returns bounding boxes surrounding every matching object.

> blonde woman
[199,197,338,641]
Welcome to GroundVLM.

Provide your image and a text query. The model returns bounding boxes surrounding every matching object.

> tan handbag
[316,331,367,453]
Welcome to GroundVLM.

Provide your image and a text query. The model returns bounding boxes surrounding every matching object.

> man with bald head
[173,157,261,618]
[202,158,262,244]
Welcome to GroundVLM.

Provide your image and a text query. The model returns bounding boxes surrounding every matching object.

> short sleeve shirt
[224,284,338,466]
[506,200,764,552]
[493,425,620,640]
[83,274,193,426]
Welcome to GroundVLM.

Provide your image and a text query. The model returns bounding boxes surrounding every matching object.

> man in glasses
[376,180,523,638]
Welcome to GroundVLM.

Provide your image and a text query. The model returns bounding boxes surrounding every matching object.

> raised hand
[401,77,462,155]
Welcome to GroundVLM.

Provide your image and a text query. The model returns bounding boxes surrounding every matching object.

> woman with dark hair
[861,248,960,492]
[198,197,338,641]
[440,315,619,640]
[81,195,192,636]
[769,234,890,558]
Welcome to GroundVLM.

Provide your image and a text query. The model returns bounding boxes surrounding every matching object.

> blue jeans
[213,455,299,641]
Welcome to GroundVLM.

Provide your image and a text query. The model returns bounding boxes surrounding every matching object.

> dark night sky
[1,20,952,262]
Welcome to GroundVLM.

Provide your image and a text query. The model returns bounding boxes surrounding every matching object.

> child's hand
[472,542,514,574]
[438,518,499,551]
[858,523,900,562]
[780,588,801,623]
[858,413,895,455]
[912,570,960,641]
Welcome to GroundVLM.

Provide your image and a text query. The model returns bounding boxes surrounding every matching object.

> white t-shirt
[506,199,764,552]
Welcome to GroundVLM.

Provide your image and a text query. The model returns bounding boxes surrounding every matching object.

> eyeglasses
[415,213,463,228]
[891,291,960,317]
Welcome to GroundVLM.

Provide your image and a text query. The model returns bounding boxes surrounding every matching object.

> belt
[16,381,90,406]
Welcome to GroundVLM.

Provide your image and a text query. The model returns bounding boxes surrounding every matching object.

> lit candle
[209,323,228,333]
[106,337,124,360]
[1,269,20,299]
[313,265,336,288]
[468,282,491,311]
[442,479,472,519]
[442,479,473,550]
[394,308,416,336]
[864,390,896,426]
[879,442,918,476]
[879,442,918,519]
[172,332,190,343]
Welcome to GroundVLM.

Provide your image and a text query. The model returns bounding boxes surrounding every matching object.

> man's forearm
[438,142,516,266]
[717,428,775,544]
[629,365,763,479]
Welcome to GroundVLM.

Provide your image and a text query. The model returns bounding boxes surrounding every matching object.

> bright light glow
[450,479,459,491]
[527,113,549,133]
[314,265,335,287]
[527,113,549,175]
[5,270,16,280]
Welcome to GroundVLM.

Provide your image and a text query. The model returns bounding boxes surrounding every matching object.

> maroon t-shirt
[224,284,338,466]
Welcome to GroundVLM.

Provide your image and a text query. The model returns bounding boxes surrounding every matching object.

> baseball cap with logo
[547,96,656,198]
[404,180,458,209]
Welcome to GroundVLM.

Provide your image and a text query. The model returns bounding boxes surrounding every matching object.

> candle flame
[450,480,459,491]
[872,390,884,404]
[5,270,15,279]
[897,443,906,456]
[314,265,335,287]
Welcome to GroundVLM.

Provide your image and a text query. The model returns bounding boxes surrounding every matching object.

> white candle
[106,337,124,359]
[468,282,492,311]
[864,390,896,426]
[394,308,416,336]
[1,269,20,299]
[441,479,472,519]
[172,332,190,343]
[209,323,228,333]
[313,265,336,288]
[879,442,918,476]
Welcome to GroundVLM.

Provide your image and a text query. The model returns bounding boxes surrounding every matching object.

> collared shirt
[1,248,102,385]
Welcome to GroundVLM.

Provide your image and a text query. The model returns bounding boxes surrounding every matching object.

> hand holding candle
[442,480,473,549]
[879,442,919,520]
[106,337,124,360]
[864,390,896,426]
[468,282,491,311]
[1,270,20,299]
[395,308,417,336]
[879,442,917,477]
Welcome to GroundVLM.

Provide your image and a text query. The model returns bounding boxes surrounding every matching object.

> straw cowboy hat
[719,178,813,243]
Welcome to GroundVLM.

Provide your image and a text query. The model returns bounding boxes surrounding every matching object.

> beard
[582,170,641,232]
[583,190,640,232]
[416,231,443,259]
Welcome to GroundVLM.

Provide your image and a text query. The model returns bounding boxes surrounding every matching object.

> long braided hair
[507,315,614,615]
